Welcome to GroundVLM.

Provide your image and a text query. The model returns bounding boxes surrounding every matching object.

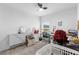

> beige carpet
[0,41,48,55]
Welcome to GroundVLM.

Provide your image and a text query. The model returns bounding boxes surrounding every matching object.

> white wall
[41,7,77,33]
[0,4,39,51]
[0,4,39,41]
[77,4,79,38]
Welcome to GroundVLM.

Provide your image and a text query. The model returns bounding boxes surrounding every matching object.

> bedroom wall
[41,7,77,33]
[0,4,39,51]
[77,4,79,38]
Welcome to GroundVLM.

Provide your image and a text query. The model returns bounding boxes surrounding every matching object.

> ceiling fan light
[39,8,43,11]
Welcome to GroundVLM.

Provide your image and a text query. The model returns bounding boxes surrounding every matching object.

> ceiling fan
[37,3,48,10]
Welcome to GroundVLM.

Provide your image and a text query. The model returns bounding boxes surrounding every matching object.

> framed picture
[78,21,79,30]
[44,25,49,28]
[58,21,62,26]
[43,25,50,32]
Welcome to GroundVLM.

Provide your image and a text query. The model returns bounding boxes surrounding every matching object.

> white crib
[36,43,79,55]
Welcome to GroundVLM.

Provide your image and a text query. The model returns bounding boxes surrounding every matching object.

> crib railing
[36,43,79,55]
[51,43,79,55]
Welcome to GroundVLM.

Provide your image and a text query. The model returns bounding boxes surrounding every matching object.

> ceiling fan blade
[38,3,42,8]
[43,7,48,9]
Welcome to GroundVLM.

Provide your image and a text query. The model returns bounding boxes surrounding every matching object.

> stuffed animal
[72,37,79,44]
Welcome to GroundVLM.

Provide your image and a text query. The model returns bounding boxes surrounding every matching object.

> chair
[53,30,68,45]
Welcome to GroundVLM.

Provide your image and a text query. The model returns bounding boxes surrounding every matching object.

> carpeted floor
[0,41,48,55]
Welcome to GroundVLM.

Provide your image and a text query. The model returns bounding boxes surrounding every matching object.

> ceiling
[1,3,77,16]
